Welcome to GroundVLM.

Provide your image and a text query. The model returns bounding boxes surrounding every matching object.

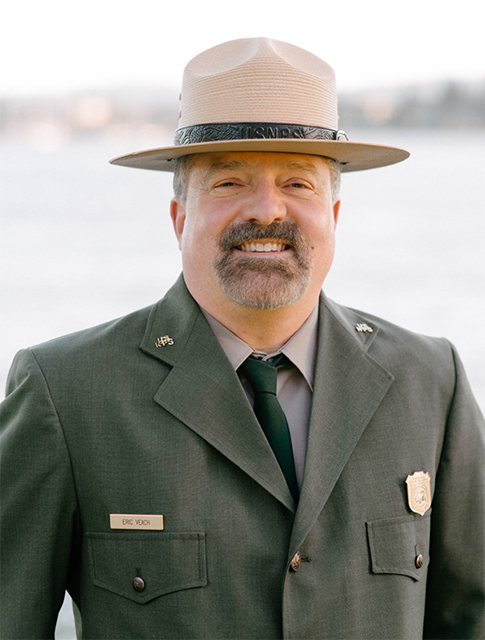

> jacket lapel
[289,295,395,555]
[140,277,295,512]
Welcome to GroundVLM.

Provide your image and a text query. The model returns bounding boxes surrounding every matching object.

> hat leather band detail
[174,123,349,146]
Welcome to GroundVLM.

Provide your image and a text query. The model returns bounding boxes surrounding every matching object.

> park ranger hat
[110,37,409,172]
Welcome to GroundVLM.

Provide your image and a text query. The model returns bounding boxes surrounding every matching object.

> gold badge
[405,471,431,516]
[110,514,164,530]
[155,335,174,348]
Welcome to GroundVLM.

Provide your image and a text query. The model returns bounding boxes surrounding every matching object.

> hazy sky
[2,0,484,98]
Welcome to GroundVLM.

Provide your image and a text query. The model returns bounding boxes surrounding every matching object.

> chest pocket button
[133,577,145,592]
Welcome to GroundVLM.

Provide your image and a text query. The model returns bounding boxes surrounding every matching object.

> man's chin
[216,271,311,311]
[213,246,313,310]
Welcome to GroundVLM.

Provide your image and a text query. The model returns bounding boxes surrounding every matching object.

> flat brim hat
[110,37,409,172]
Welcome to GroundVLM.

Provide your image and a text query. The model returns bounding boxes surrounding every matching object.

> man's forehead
[189,151,330,176]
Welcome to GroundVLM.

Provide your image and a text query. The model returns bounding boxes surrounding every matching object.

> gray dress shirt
[201,305,319,489]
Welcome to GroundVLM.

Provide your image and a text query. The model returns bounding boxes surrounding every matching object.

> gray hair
[172,154,341,204]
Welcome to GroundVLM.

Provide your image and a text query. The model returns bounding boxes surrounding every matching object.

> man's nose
[240,181,287,225]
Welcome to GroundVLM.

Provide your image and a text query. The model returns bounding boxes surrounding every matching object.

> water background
[1,128,484,637]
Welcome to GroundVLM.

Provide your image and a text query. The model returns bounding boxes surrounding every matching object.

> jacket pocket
[87,531,207,603]
[366,512,431,581]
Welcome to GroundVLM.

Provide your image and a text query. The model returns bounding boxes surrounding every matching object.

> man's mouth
[236,240,290,253]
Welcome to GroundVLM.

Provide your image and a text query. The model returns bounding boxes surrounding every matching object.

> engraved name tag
[110,514,164,530]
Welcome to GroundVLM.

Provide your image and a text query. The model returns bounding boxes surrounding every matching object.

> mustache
[218,220,305,252]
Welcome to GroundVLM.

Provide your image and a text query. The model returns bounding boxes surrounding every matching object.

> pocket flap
[87,531,207,603]
[366,513,431,581]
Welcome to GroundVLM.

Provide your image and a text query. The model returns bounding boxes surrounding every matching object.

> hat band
[174,122,348,146]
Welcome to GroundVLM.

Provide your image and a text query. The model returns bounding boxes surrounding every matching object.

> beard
[213,220,312,310]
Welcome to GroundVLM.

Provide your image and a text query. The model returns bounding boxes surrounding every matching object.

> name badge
[110,514,164,530]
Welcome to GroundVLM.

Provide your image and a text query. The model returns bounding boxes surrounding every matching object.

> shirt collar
[201,303,319,391]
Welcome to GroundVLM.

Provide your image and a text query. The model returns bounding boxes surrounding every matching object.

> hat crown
[179,37,338,130]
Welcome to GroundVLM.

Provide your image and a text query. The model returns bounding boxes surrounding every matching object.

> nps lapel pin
[405,471,431,516]
[155,335,174,348]
[355,323,373,333]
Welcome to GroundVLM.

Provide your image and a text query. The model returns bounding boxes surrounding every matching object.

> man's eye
[288,182,310,189]
[215,181,239,188]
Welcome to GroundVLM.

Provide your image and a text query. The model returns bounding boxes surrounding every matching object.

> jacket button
[290,552,302,572]
[133,577,145,592]
[415,554,424,569]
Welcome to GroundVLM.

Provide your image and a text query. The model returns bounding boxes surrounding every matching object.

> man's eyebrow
[282,160,322,177]
[201,161,247,185]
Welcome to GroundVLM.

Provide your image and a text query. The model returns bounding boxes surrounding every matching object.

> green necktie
[240,354,299,502]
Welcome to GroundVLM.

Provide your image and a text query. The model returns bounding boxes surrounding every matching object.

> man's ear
[170,198,186,249]
[333,199,341,228]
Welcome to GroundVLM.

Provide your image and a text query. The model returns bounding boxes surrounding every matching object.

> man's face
[171,151,340,312]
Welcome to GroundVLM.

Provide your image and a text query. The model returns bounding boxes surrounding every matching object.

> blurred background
[1,1,484,637]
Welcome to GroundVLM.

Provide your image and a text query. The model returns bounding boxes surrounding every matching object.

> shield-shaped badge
[405,471,431,516]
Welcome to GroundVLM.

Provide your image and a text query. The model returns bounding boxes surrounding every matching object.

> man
[1,38,483,640]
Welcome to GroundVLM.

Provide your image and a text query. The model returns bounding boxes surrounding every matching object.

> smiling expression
[170,151,340,313]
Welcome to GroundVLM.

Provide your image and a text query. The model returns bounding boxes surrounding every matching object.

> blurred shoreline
[1,79,483,151]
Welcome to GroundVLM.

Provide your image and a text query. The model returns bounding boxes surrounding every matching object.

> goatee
[213,220,312,310]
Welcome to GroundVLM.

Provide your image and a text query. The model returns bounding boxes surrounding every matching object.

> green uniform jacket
[1,276,484,639]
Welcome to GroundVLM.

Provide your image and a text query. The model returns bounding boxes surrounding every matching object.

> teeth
[239,241,286,252]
